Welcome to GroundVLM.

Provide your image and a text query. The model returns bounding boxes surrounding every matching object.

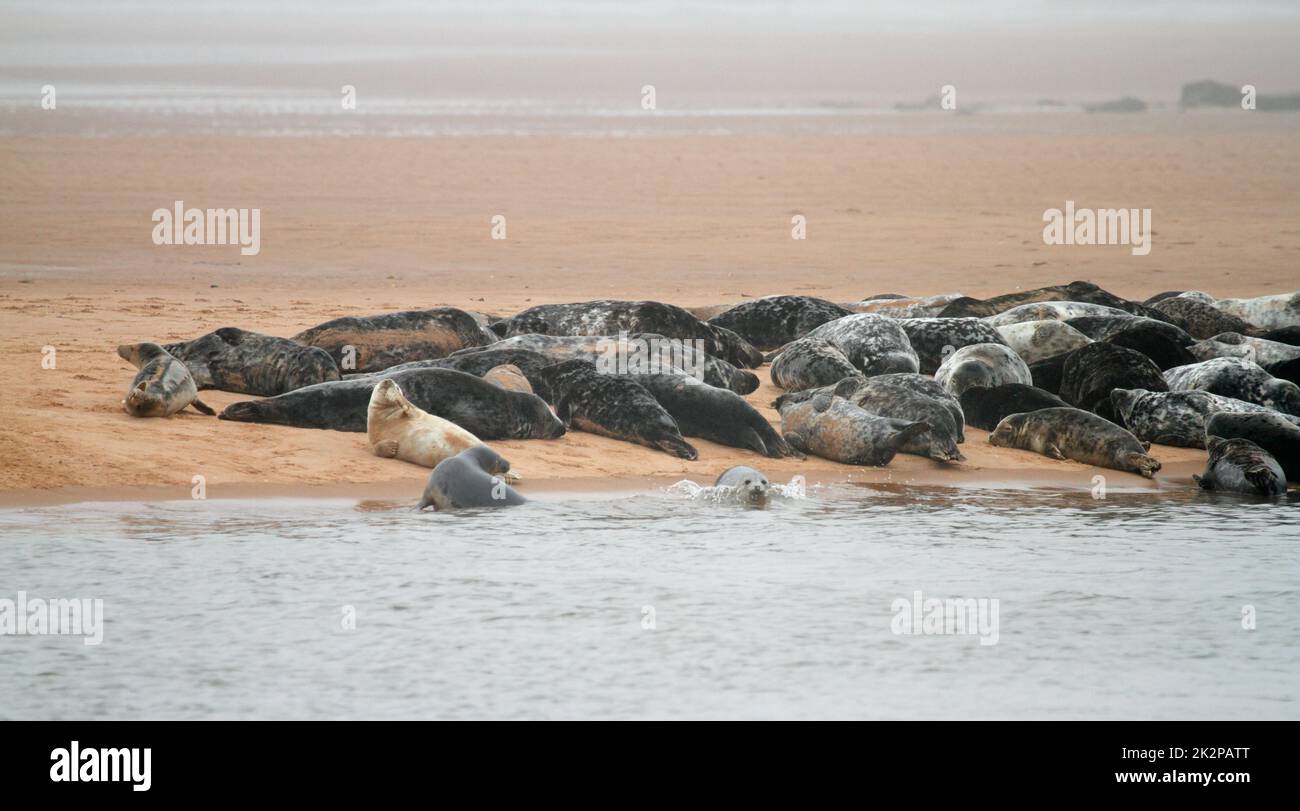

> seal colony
[111,282,1300,506]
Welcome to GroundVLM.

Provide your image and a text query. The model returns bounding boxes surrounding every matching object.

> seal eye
[743,479,751,485]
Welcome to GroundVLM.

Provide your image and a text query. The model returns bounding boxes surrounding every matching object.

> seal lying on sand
[707,296,852,350]
[846,293,972,318]
[778,393,930,467]
[1151,297,1254,339]
[1059,343,1167,422]
[959,384,1068,431]
[1164,358,1300,415]
[619,373,799,458]
[346,347,557,402]
[988,407,1161,478]
[1193,437,1287,496]
[898,318,1008,375]
[163,327,340,396]
[490,300,764,368]
[804,314,920,376]
[943,281,1168,321]
[769,337,860,392]
[995,320,1092,365]
[1199,292,1300,332]
[537,360,697,459]
[292,308,498,374]
[1261,326,1300,346]
[1109,388,1300,448]
[483,364,533,394]
[1266,357,1300,388]
[220,367,565,437]
[773,373,965,443]
[714,465,771,505]
[416,445,526,511]
[118,342,215,417]
[934,343,1032,398]
[1065,318,1196,370]
[367,378,483,467]
[983,301,1135,327]
[1206,411,1300,482]
[1188,333,1300,366]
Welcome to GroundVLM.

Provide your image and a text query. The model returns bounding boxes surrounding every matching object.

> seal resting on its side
[778,393,930,467]
[995,320,1092,365]
[1059,343,1167,422]
[162,327,339,396]
[707,296,852,350]
[292,308,498,374]
[416,445,526,511]
[1109,388,1300,448]
[117,342,215,417]
[769,337,860,392]
[367,378,483,467]
[934,343,1032,398]
[804,314,920,376]
[795,377,964,461]
[772,373,965,444]
[988,407,1161,478]
[1206,411,1300,482]
[897,317,1008,375]
[617,373,799,458]
[1193,437,1287,496]
[1187,333,1300,366]
[1163,357,1300,415]
[714,465,772,505]
[959,384,1068,431]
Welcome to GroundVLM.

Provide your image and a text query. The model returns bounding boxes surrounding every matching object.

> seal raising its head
[416,445,526,511]
[117,342,215,418]
[367,378,485,468]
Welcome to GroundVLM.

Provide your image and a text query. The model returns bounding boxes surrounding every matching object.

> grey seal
[803,314,921,376]
[416,445,526,511]
[1187,333,1300,366]
[778,393,930,467]
[707,296,852,350]
[292,308,498,374]
[897,317,1008,375]
[714,465,772,505]
[117,342,215,417]
[988,407,1161,478]
[616,373,798,458]
[769,337,860,392]
[1193,437,1286,496]
[1151,297,1254,339]
[959,384,1068,431]
[1163,357,1300,415]
[995,320,1093,365]
[1109,387,1300,448]
[1059,343,1167,422]
[1206,411,1300,482]
[771,372,965,444]
[934,343,1032,398]
[162,327,340,396]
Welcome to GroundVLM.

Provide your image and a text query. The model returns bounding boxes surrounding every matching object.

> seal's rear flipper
[1127,453,1161,479]
[191,398,216,416]
[1244,464,1279,495]
[373,439,399,458]
[890,421,932,452]
[1193,473,1209,489]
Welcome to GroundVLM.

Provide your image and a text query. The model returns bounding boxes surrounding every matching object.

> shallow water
[1,483,1297,719]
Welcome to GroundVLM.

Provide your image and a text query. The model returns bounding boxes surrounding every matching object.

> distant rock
[1083,96,1147,113]
[1180,79,1300,111]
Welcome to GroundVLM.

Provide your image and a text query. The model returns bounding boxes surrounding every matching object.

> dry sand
[2,133,1297,503]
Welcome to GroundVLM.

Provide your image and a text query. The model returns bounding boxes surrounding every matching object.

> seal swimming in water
[959,384,1068,431]
[1150,297,1254,339]
[292,308,498,374]
[778,393,930,467]
[617,373,799,458]
[220,367,566,437]
[897,317,1008,375]
[162,327,340,396]
[416,445,526,511]
[537,360,697,459]
[934,343,1032,398]
[1193,436,1287,496]
[1206,411,1300,482]
[367,378,487,468]
[490,300,764,368]
[1108,388,1300,448]
[707,296,852,350]
[995,320,1093,365]
[117,342,216,417]
[714,465,772,505]
[1059,343,1167,422]
[988,407,1161,478]
[768,337,861,392]
[1163,357,1300,415]
[1188,333,1300,367]
[804,314,920,376]
[785,377,963,461]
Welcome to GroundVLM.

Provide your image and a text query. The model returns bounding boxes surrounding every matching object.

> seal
[934,343,1032,398]
[1163,357,1300,415]
[461,333,758,395]
[619,373,799,458]
[349,347,557,402]
[1188,333,1300,366]
[707,296,852,350]
[959,384,1068,431]
[219,367,566,437]
[819,376,963,461]
[995,320,1092,365]
[1201,292,1300,332]
[416,445,526,511]
[714,465,771,505]
[1109,387,1300,448]
[898,317,1008,375]
[846,293,972,318]
[1206,411,1300,482]
[117,342,215,417]
[771,372,965,443]
[162,327,340,396]
[804,313,920,376]
[490,300,764,368]
[778,393,930,467]
[988,407,1161,478]
[1266,357,1300,388]
[1059,342,1167,422]
[483,364,533,394]
[536,360,697,459]
[1027,351,1069,395]
[946,281,1167,320]
[1065,317,1196,371]
[367,378,484,467]
[983,301,1136,327]
[1150,296,1254,339]
[1193,437,1287,496]
[1260,326,1300,346]
[769,337,861,392]
[291,307,498,374]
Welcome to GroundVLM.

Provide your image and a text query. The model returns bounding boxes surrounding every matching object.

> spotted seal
[617,373,798,458]
[778,393,930,467]
[292,308,498,374]
[808,377,963,461]
[946,281,1169,321]
[768,337,860,392]
[219,367,566,437]
[845,293,971,318]
[983,301,1135,327]
[995,320,1093,365]
[416,445,526,511]
[537,360,697,459]
[1109,387,1300,448]
[490,300,764,368]
[706,296,852,350]
[1187,333,1300,366]
[1163,358,1300,415]
[162,327,340,396]
[934,343,1032,398]
[897,317,1008,375]
[1151,297,1254,339]
[958,384,1068,431]
[772,372,965,443]
[1065,317,1196,370]
[988,407,1161,478]
[804,314,920,375]
[1193,437,1286,496]
[1202,292,1300,332]
[1059,343,1167,422]
[1206,411,1300,482]
[117,342,215,417]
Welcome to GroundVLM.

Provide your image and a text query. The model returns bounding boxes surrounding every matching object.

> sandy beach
[2,131,1295,503]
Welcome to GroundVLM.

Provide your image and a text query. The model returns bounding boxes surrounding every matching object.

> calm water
[1,483,1297,720]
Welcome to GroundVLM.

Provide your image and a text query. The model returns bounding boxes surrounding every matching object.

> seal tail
[190,398,216,416]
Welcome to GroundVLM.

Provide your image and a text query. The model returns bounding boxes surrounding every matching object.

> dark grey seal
[769,337,860,392]
[416,445,527,511]
[959,384,1068,431]
[1064,317,1196,371]
[292,308,498,374]
[804,314,920,376]
[988,407,1161,478]
[163,327,339,396]
[1151,297,1255,339]
[1109,388,1300,448]
[1206,411,1300,482]
[117,342,215,417]
[615,373,798,458]
[1059,343,1167,422]
[1193,437,1286,496]
[707,296,852,350]
[344,347,558,403]
[819,377,963,461]
[898,317,1008,375]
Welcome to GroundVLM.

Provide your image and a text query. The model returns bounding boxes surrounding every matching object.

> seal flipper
[190,398,216,416]
[784,430,809,454]
[1243,463,1279,495]
[1125,452,1161,479]
[374,439,400,458]
[1044,443,1066,461]
[1193,473,1210,489]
